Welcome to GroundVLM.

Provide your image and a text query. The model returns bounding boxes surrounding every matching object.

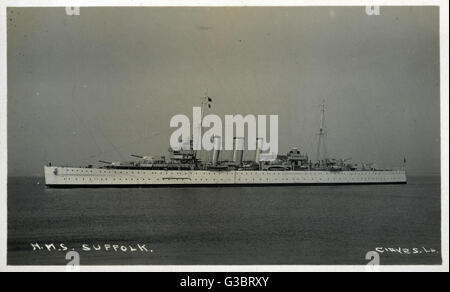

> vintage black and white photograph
[1,1,448,272]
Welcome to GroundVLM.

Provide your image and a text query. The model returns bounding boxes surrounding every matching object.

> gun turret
[99,160,123,167]
[131,154,156,161]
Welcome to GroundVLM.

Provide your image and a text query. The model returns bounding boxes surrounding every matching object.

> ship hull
[44,166,407,187]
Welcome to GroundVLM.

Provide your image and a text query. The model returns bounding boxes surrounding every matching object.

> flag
[208,97,212,102]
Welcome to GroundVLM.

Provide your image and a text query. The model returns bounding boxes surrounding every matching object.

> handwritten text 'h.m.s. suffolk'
[30,242,152,253]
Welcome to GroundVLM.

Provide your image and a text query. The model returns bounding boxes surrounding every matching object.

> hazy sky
[7,7,440,176]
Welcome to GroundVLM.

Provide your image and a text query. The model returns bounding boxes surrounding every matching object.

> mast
[316,100,328,162]
[196,91,213,165]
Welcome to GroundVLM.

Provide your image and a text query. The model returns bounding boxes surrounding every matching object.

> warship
[44,98,407,187]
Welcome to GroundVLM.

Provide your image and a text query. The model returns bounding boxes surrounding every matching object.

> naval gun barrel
[131,154,144,159]
[98,160,112,164]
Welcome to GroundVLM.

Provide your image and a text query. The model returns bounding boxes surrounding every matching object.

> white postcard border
[0,0,448,272]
